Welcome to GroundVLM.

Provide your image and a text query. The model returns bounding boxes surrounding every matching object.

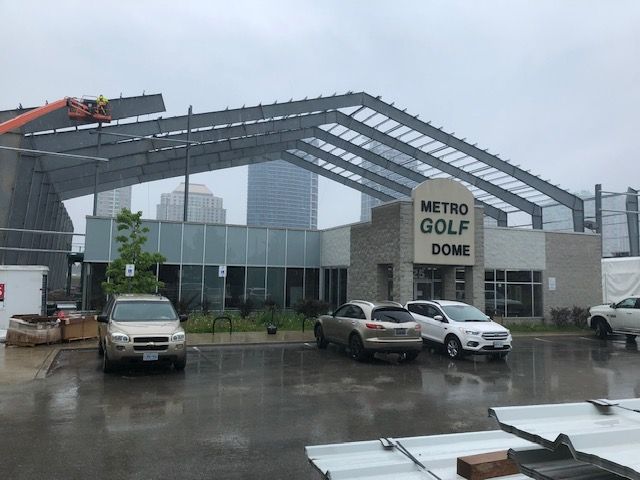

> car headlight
[111,332,130,344]
[171,332,185,342]
[461,328,480,336]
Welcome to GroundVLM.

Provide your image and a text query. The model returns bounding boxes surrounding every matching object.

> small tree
[102,209,165,295]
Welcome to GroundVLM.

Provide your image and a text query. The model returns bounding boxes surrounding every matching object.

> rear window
[112,301,178,321]
[372,307,414,324]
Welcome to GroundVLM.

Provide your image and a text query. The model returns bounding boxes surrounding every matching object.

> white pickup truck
[589,296,640,340]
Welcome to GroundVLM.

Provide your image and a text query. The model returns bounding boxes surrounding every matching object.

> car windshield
[441,305,489,322]
[112,301,178,321]
[372,307,414,324]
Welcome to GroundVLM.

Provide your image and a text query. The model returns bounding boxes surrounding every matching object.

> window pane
[180,265,202,311]
[507,270,532,283]
[305,232,321,266]
[484,283,496,316]
[225,266,245,309]
[339,269,348,306]
[506,284,532,317]
[182,224,204,264]
[226,227,247,264]
[331,269,339,308]
[286,268,304,308]
[496,270,505,282]
[159,222,182,263]
[141,221,159,254]
[485,269,495,282]
[533,271,542,283]
[323,269,330,303]
[286,230,305,266]
[87,263,108,310]
[455,268,465,281]
[246,267,266,308]
[495,283,506,316]
[158,265,180,305]
[267,230,286,266]
[84,218,112,262]
[204,266,224,311]
[305,268,320,299]
[247,229,267,265]
[205,225,226,264]
[533,284,543,316]
[266,267,285,308]
[433,280,443,300]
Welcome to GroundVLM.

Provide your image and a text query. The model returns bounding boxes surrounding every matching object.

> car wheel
[595,319,609,339]
[102,349,114,373]
[349,334,370,362]
[174,354,187,371]
[399,351,420,363]
[98,338,104,357]
[626,334,637,342]
[445,335,463,360]
[315,324,328,349]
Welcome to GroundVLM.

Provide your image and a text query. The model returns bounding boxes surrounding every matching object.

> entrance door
[414,281,432,300]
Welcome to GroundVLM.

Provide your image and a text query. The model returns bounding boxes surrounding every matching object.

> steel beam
[627,187,639,257]
[361,93,583,231]
[21,93,166,134]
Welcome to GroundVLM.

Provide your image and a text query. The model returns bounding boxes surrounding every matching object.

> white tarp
[602,257,640,303]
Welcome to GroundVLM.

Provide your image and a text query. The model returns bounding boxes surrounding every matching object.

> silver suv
[314,300,422,362]
[97,294,188,372]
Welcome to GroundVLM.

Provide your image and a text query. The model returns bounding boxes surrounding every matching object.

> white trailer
[602,257,640,303]
[0,265,49,332]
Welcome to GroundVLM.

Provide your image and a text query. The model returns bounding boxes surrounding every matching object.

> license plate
[493,341,504,348]
[143,352,159,361]
[395,328,408,336]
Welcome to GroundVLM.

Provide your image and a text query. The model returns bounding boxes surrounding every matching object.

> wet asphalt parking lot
[2,334,640,479]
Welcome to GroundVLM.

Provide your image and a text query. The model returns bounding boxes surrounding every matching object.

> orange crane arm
[0,98,69,135]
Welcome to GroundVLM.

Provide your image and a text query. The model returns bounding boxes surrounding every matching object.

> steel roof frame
[16,91,582,230]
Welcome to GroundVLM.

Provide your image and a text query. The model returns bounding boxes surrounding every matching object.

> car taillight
[365,323,385,330]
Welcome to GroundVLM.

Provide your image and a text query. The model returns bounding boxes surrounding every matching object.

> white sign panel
[412,179,476,266]
[218,265,227,278]
[548,277,556,291]
[125,264,135,277]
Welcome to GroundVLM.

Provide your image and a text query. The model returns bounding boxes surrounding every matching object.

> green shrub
[294,298,330,319]
[549,306,589,328]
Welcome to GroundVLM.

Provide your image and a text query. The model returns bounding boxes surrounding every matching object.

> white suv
[405,300,512,360]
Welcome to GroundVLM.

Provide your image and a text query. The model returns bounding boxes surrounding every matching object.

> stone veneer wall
[348,200,414,304]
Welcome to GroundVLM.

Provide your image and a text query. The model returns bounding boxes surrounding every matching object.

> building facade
[96,186,132,217]
[247,160,318,229]
[84,179,602,321]
[156,183,226,224]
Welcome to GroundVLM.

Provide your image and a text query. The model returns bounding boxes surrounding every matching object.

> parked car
[405,300,512,360]
[314,300,422,362]
[97,293,188,372]
[589,296,640,340]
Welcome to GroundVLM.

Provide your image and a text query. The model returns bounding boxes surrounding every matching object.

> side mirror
[434,315,444,322]
[610,303,617,309]
[179,314,188,322]
[97,314,108,323]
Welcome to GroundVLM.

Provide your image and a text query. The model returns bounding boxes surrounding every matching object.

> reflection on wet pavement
[1,335,639,479]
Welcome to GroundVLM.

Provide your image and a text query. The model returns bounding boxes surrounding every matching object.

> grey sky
[1,0,638,234]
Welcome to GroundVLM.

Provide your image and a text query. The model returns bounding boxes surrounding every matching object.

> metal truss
[18,91,585,230]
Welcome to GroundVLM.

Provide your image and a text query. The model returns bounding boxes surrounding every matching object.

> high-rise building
[96,186,132,217]
[156,183,226,224]
[247,161,318,229]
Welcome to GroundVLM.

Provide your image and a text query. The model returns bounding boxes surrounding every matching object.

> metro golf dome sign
[412,179,475,266]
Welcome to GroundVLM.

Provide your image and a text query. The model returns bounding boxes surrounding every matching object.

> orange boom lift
[0,96,112,135]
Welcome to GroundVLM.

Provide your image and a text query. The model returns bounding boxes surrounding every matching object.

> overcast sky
[1,0,639,236]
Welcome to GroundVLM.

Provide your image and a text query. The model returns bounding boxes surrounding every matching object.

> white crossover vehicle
[405,300,512,360]
[589,296,640,340]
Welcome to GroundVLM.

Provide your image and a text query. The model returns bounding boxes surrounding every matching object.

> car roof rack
[350,300,375,307]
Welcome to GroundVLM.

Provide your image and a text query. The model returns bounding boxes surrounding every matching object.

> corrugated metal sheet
[508,446,624,480]
[490,399,640,480]
[305,430,534,480]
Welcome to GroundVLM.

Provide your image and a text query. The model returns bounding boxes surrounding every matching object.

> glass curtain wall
[484,269,543,317]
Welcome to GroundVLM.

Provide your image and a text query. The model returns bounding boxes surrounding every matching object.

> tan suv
[314,300,422,362]
[97,294,188,372]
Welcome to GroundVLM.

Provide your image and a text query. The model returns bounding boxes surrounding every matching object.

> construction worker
[96,94,109,115]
